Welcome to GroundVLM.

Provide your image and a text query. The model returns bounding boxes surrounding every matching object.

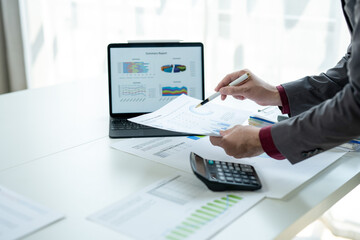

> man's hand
[209,125,264,158]
[215,69,282,106]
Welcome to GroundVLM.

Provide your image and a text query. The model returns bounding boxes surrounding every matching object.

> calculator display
[194,153,206,175]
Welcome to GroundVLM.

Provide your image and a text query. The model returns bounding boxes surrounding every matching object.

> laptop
[108,42,205,138]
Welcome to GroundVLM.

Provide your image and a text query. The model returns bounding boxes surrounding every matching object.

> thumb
[219,128,231,136]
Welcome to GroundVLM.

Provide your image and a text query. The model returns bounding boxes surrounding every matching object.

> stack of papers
[248,115,275,127]
[250,106,360,151]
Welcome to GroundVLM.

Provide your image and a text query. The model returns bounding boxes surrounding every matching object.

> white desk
[0,78,108,171]
[0,79,359,240]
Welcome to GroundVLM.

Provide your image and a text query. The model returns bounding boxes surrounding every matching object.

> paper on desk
[112,136,346,199]
[129,94,251,136]
[111,136,205,172]
[88,174,264,240]
[0,186,64,240]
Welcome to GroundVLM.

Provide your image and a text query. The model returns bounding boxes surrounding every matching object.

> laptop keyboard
[111,119,152,130]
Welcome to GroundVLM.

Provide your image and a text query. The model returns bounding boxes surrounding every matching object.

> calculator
[189,152,262,191]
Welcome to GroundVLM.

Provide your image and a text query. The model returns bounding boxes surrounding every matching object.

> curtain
[0,0,27,94]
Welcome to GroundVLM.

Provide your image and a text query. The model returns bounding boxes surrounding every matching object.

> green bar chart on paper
[88,175,264,240]
[165,194,243,240]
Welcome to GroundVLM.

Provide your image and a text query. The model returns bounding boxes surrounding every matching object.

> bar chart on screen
[122,62,150,73]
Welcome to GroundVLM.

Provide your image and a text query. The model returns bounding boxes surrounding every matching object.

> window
[20,0,350,92]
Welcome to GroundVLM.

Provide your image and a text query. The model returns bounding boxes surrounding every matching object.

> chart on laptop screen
[110,45,203,114]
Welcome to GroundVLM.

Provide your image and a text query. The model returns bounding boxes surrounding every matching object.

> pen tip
[195,103,201,108]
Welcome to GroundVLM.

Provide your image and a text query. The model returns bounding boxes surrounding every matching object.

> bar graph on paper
[149,176,245,239]
[88,174,264,240]
[164,195,242,240]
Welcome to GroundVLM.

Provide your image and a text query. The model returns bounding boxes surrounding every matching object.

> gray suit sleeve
[282,49,350,117]
[271,8,360,164]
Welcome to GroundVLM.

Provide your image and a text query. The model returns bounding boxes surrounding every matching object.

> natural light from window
[20,0,350,93]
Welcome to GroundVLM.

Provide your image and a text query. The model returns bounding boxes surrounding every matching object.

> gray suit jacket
[271,0,360,164]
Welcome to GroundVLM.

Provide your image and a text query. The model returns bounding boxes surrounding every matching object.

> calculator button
[241,167,253,173]
[225,177,234,182]
[251,180,259,185]
[218,172,224,176]
[217,168,223,172]
[219,176,226,181]
[243,179,250,184]
[224,173,232,177]
[234,178,242,183]
[208,160,214,165]
[233,174,241,178]
[223,169,231,173]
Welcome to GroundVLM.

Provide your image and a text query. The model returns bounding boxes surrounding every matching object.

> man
[210,0,360,164]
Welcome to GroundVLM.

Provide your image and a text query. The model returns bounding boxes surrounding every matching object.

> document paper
[88,174,264,240]
[111,136,205,172]
[0,186,64,240]
[129,94,251,136]
[112,136,347,199]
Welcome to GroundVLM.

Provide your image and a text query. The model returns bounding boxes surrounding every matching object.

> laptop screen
[108,42,204,116]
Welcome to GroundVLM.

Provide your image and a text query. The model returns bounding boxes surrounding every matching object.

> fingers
[219,85,248,99]
[210,125,264,159]
[234,96,246,100]
[214,70,248,92]
[209,136,222,146]
[215,70,252,101]
[210,128,233,146]
[219,86,238,96]
[214,74,233,92]
[219,128,232,136]
[221,94,227,101]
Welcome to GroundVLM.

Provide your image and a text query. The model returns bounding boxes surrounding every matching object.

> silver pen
[196,72,250,108]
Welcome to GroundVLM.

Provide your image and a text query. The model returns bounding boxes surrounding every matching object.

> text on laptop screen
[109,44,203,114]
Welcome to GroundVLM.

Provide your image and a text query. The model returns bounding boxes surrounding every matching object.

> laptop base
[109,119,192,138]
